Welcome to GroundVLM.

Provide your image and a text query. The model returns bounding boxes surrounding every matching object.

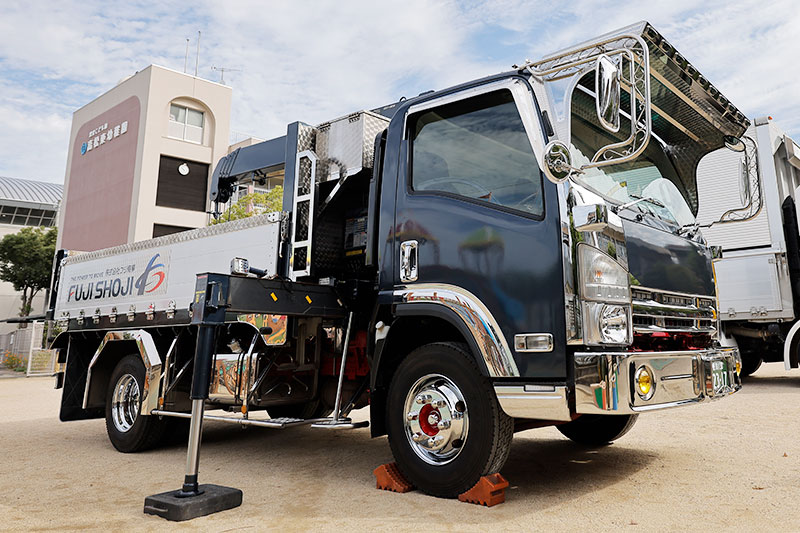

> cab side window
[409,89,544,217]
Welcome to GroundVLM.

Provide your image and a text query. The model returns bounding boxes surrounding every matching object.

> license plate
[710,360,729,394]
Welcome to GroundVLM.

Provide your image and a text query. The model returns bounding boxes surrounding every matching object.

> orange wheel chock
[373,462,414,493]
[458,473,509,507]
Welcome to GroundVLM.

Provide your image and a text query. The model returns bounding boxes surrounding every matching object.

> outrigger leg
[143,276,242,521]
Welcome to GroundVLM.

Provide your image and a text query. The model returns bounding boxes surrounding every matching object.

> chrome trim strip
[632,285,716,301]
[394,283,519,377]
[574,348,740,415]
[660,373,693,381]
[494,384,571,421]
[82,330,162,415]
[633,325,716,334]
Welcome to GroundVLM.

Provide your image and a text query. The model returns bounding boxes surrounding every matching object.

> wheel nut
[437,420,451,430]
[406,412,418,421]
[415,394,432,405]
[427,436,443,447]
[433,399,447,408]
[412,432,425,442]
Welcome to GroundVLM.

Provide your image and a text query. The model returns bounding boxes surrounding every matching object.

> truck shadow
[159,419,656,514]
[742,373,800,389]
[500,435,656,507]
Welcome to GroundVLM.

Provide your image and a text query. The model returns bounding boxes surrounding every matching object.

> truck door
[393,78,566,378]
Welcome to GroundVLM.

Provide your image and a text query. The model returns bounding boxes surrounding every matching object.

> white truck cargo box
[54,214,280,320]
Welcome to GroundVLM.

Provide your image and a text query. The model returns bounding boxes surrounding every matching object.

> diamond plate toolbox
[315,111,389,182]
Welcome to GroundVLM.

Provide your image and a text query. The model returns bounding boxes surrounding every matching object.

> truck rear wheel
[105,355,167,453]
[557,414,638,446]
[386,342,513,498]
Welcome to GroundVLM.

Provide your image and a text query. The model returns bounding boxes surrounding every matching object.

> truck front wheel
[105,355,167,452]
[386,342,513,498]
[557,414,638,446]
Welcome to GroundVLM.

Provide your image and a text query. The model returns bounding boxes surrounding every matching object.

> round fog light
[634,365,655,400]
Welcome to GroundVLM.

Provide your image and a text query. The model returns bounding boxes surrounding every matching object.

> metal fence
[0,322,58,376]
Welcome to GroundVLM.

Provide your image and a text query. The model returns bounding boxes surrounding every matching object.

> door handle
[400,240,418,282]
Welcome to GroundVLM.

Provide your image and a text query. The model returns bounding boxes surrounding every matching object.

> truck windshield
[569,88,696,228]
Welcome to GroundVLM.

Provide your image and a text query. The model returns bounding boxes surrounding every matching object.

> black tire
[386,342,513,498]
[105,355,168,453]
[734,336,764,378]
[739,350,763,378]
[267,399,332,419]
[557,414,638,446]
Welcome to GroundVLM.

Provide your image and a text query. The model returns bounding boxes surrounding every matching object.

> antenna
[211,66,241,85]
[183,38,190,73]
[194,30,201,77]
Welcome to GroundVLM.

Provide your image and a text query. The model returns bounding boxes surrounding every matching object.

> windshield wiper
[611,194,665,213]
[677,223,700,238]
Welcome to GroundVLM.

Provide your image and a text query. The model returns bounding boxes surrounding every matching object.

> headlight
[584,302,631,345]
[578,244,630,303]
[579,244,632,345]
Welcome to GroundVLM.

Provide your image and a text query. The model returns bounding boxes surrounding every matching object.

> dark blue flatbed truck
[50,22,748,516]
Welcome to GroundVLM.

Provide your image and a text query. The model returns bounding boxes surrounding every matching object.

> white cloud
[0,1,797,184]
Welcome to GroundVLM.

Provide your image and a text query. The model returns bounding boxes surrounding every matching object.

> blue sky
[0,0,798,184]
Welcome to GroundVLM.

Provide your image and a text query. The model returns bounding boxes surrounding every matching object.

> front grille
[632,287,717,335]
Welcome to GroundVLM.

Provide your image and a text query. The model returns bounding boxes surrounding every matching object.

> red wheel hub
[418,404,441,436]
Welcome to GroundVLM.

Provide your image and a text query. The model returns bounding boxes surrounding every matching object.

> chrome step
[151,410,368,430]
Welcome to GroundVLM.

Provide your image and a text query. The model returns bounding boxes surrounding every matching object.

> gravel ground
[1,365,798,532]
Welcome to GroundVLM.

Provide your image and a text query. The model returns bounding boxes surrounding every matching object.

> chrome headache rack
[631,287,717,337]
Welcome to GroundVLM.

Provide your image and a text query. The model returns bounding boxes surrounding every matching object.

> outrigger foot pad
[458,473,508,507]
[144,484,243,521]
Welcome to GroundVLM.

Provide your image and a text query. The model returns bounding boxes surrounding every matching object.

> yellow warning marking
[305,295,312,304]
[270,292,278,301]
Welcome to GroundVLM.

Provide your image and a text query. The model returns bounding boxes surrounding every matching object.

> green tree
[0,226,57,316]
[210,186,283,225]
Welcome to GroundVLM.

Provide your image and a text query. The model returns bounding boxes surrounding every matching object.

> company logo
[135,254,166,295]
[81,142,87,155]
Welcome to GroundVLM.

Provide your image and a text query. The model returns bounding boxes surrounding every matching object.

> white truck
[696,117,800,376]
[50,21,747,521]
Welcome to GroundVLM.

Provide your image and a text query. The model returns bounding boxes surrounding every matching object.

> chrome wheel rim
[111,373,140,433]
[403,373,468,465]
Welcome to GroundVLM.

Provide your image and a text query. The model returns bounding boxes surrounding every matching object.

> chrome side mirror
[715,135,763,225]
[542,140,573,184]
[739,157,751,206]
[595,54,621,133]
[724,135,746,152]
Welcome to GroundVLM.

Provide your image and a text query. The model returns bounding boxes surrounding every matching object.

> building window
[0,205,57,226]
[153,224,192,238]
[168,104,204,144]
[156,155,209,211]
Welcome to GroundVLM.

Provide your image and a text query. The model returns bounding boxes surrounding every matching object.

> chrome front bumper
[494,348,741,420]
[574,348,742,415]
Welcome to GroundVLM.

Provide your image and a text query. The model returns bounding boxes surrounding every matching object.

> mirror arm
[713,135,763,225]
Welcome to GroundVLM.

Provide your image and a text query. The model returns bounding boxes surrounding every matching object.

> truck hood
[623,219,715,296]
